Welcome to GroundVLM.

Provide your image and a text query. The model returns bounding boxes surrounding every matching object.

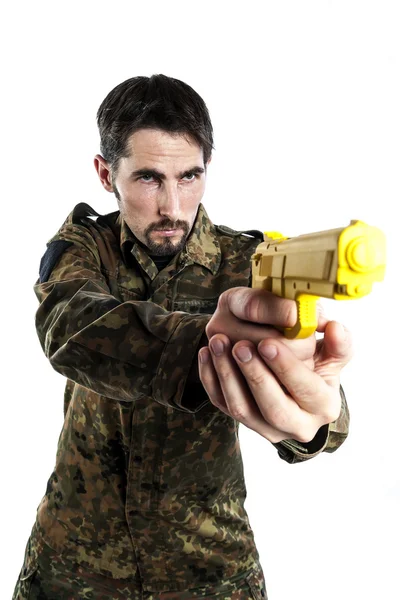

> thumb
[320,320,353,364]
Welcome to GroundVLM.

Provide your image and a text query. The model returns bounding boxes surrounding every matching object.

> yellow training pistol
[251,220,386,339]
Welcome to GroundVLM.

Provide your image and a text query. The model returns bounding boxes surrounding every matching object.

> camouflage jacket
[32,202,350,594]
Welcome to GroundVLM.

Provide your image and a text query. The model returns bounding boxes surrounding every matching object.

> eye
[140,174,154,182]
[183,173,198,181]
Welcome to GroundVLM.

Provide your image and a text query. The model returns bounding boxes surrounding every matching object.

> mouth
[152,229,182,237]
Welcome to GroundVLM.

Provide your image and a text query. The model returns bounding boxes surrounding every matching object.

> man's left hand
[198,320,353,444]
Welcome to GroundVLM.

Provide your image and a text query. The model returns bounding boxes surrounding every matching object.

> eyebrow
[131,166,205,180]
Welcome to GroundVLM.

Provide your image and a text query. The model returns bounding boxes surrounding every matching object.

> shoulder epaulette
[71,202,101,224]
[56,203,101,231]
[215,224,264,241]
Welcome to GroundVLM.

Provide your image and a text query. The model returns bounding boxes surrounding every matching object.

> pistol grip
[284,294,320,339]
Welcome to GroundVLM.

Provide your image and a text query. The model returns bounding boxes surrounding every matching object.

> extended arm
[35,225,209,412]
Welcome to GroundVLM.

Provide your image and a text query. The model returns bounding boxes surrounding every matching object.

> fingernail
[235,346,253,363]
[259,344,278,360]
[199,348,210,364]
[210,339,224,356]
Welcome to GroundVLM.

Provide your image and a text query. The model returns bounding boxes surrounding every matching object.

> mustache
[146,218,189,234]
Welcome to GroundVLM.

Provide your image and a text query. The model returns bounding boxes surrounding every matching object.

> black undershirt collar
[148,253,176,271]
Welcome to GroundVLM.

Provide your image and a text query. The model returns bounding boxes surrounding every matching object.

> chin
[149,237,186,256]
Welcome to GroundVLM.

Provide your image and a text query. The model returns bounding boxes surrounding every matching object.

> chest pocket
[172,278,220,315]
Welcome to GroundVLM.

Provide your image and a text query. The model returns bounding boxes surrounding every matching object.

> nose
[158,181,180,222]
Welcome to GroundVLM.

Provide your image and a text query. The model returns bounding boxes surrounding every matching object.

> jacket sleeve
[34,221,210,413]
[273,385,350,463]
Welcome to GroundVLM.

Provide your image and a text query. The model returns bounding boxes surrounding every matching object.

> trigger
[284,294,319,339]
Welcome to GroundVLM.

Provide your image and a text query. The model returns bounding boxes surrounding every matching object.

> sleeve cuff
[273,385,350,464]
[152,314,211,413]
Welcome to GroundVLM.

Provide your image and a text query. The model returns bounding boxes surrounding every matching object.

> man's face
[95,129,209,256]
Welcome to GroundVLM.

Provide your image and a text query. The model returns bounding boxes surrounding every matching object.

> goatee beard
[144,218,190,256]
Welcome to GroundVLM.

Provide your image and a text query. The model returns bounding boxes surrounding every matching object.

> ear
[94,154,114,193]
[205,155,212,170]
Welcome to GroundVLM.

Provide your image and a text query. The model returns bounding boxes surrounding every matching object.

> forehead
[125,128,203,164]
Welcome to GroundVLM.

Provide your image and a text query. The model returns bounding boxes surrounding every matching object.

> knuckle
[289,337,315,360]
[297,430,317,444]
[230,405,249,421]
[246,292,265,322]
[217,290,228,309]
[323,403,342,424]
[198,369,212,389]
[265,407,288,432]
[216,366,232,382]
[248,369,266,387]
[284,300,297,328]
[210,396,223,407]
[206,297,226,336]
[226,287,251,320]
[205,321,219,340]
[198,368,208,384]
[269,432,288,444]
[220,287,238,310]
[292,379,319,399]
[316,389,342,424]
[292,425,319,444]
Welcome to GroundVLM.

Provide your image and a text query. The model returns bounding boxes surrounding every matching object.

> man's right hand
[205,286,325,365]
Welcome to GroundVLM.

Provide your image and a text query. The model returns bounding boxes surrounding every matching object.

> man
[13,74,351,599]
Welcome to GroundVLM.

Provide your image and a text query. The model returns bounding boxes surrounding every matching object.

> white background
[2,2,399,599]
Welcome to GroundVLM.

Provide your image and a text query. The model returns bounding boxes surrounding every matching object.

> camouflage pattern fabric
[13,523,267,599]
[12,202,349,597]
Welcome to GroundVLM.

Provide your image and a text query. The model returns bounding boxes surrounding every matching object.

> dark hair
[96,74,214,171]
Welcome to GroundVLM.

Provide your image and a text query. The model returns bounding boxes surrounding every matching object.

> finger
[316,300,330,332]
[198,347,229,413]
[257,339,341,425]
[207,288,316,358]
[320,321,353,362]
[232,341,319,441]
[207,317,316,363]
[207,334,286,442]
[224,287,297,329]
[313,321,354,386]
[208,334,255,417]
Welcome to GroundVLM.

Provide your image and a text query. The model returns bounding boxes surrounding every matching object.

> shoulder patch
[215,224,264,241]
[39,240,73,283]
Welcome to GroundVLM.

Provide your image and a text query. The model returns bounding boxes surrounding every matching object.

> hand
[205,287,324,365]
[199,291,353,444]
